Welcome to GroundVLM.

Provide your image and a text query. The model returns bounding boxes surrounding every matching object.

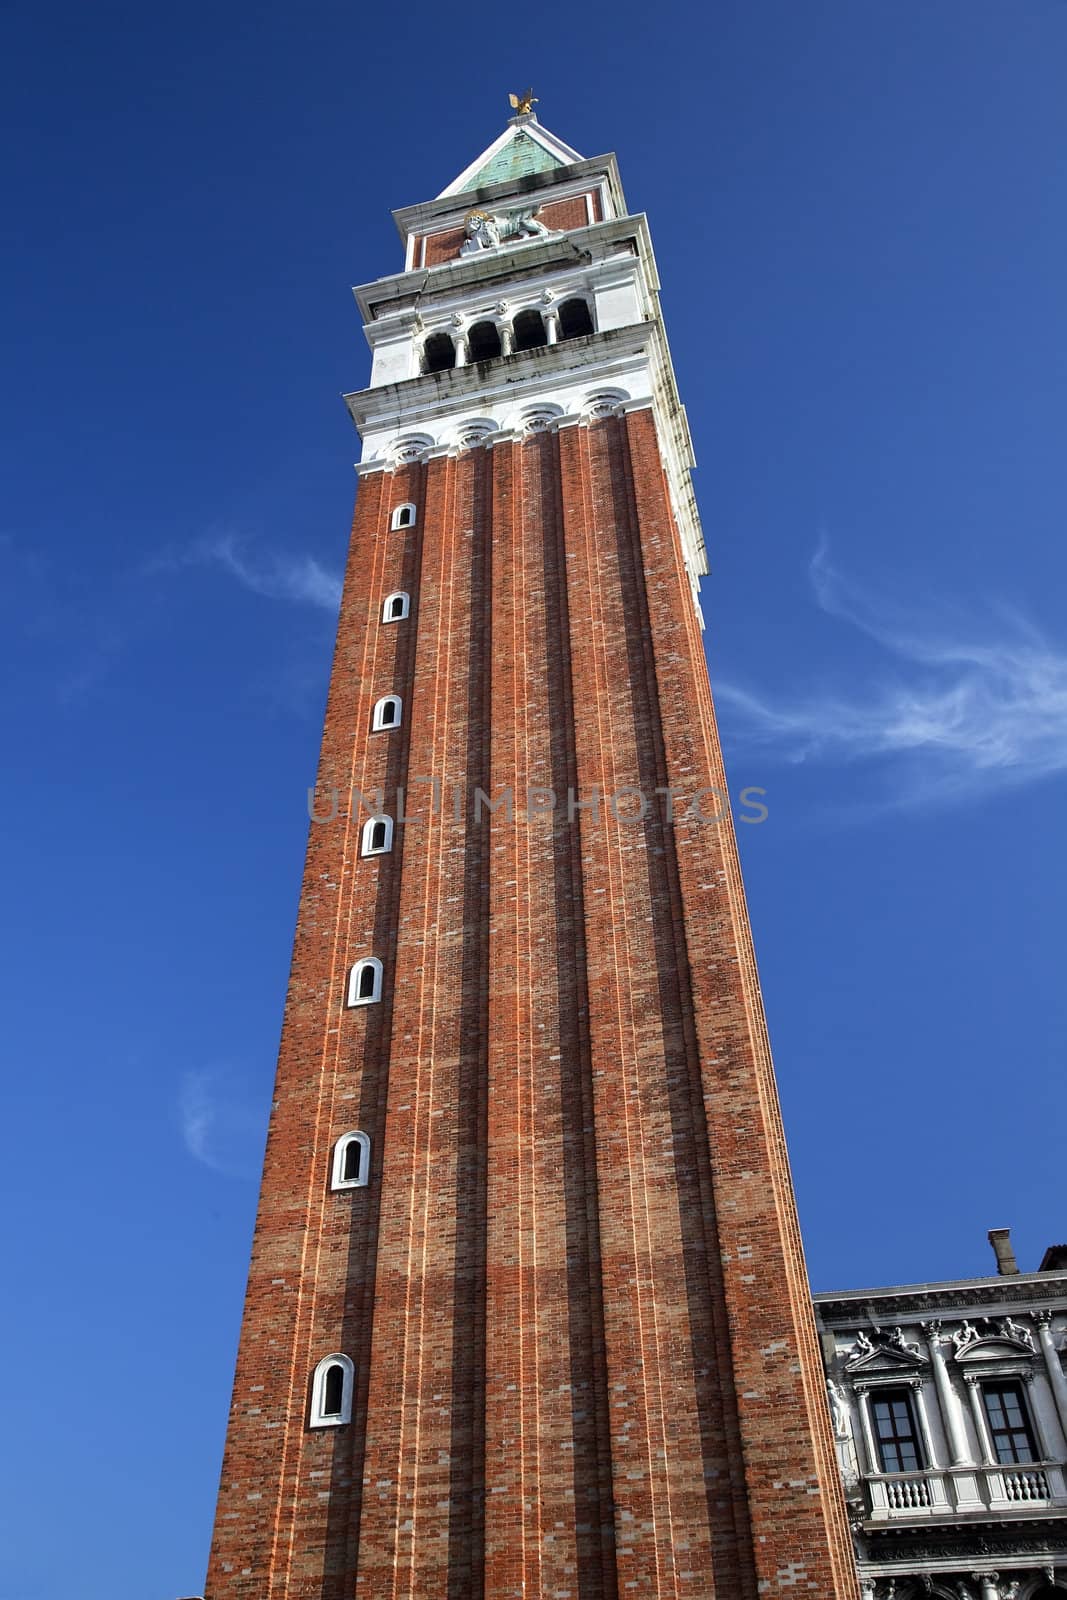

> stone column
[974,1571,999,1600]
[923,1321,972,1465]
[912,1379,941,1469]
[855,1384,880,1474]
[1035,1311,1067,1444]
[1022,1370,1055,1460]
[965,1374,997,1465]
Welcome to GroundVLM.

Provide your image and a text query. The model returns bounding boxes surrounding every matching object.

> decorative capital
[1034,1308,1054,1327]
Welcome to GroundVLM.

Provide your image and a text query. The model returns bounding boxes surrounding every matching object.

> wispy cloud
[178,1067,267,1179]
[152,532,342,613]
[717,541,1067,807]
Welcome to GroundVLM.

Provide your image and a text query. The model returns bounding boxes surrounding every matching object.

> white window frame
[360,814,394,857]
[309,1353,354,1428]
[382,591,410,623]
[331,1130,371,1191]
[390,503,416,531]
[372,694,402,732]
[346,957,383,1008]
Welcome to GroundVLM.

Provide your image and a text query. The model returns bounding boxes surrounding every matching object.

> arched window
[309,1353,354,1427]
[468,321,502,362]
[390,503,416,531]
[422,331,456,373]
[360,814,393,857]
[513,308,548,351]
[558,297,594,339]
[346,957,383,1007]
[372,694,402,731]
[331,1130,371,1190]
[382,591,410,622]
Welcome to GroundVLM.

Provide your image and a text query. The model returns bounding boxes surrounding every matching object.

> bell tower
[205,106,859,1600]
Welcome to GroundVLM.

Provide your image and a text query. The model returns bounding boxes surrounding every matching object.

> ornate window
[331,1130,371,1191]
[468,320,502,361]
[558,297,594,339]
[422,331,456,373]
[871,1389,923,1473]
[390,503,416,531]
[513,308,548,350]
[309,1353,354,1427]
[360,814,393,857]
[346,957,383,1007]
[372,694,402,731]
[982,1381,1037,1464]
[382,591,410,622]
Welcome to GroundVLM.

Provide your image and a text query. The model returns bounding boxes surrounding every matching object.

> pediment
[844,1336,927,1375]
[954,1335,1034,1364]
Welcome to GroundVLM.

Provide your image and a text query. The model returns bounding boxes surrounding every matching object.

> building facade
[816,1233,1067,1600]
[204,110,859,1598]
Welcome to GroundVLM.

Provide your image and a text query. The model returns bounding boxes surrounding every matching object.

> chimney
[1039,1244,1067,1272]
[988,1228,1019,1275]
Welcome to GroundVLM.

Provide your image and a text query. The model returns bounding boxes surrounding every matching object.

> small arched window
[310,1353,354,1427]
[422,331,456,373]
[513,308,548,351]
[372,694,402,731]
[390,503,416,531]
[468,321,502,362]
[346,957,383,1007]
[382,591,410,623]
[558,298,594,339]
[331,1130,371,1190]
[360,814,393,857]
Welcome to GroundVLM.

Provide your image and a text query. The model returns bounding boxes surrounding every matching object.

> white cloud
[716,542,1067,807]
[178,1067,266,1179]
[152,533,342,613]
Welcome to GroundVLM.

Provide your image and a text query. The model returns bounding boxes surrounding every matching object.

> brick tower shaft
[205,113,859,1600]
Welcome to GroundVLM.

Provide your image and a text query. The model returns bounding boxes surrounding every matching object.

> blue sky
[3,2,1066,1596]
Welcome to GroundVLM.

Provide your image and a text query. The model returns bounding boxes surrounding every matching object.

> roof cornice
[815,1269,1067,1322]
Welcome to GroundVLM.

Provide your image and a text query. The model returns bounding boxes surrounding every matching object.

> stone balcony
[865,1462,1067,1521]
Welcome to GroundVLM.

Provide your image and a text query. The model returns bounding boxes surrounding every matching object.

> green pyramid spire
[459,129,566,192]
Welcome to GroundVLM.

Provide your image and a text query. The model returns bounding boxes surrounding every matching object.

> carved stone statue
[851,1328,875,1360]
[826,1380,851,1439]
[998,1316,1035,1350]
[460,207,552,257]
[461,211,501,253]
[888,1325,921,1356]
[952,1320,979,1355]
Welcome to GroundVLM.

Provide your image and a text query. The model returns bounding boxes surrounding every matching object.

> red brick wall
[205,415,858,1599]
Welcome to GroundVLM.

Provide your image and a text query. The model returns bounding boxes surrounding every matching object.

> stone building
[817,1231,1067,1600]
